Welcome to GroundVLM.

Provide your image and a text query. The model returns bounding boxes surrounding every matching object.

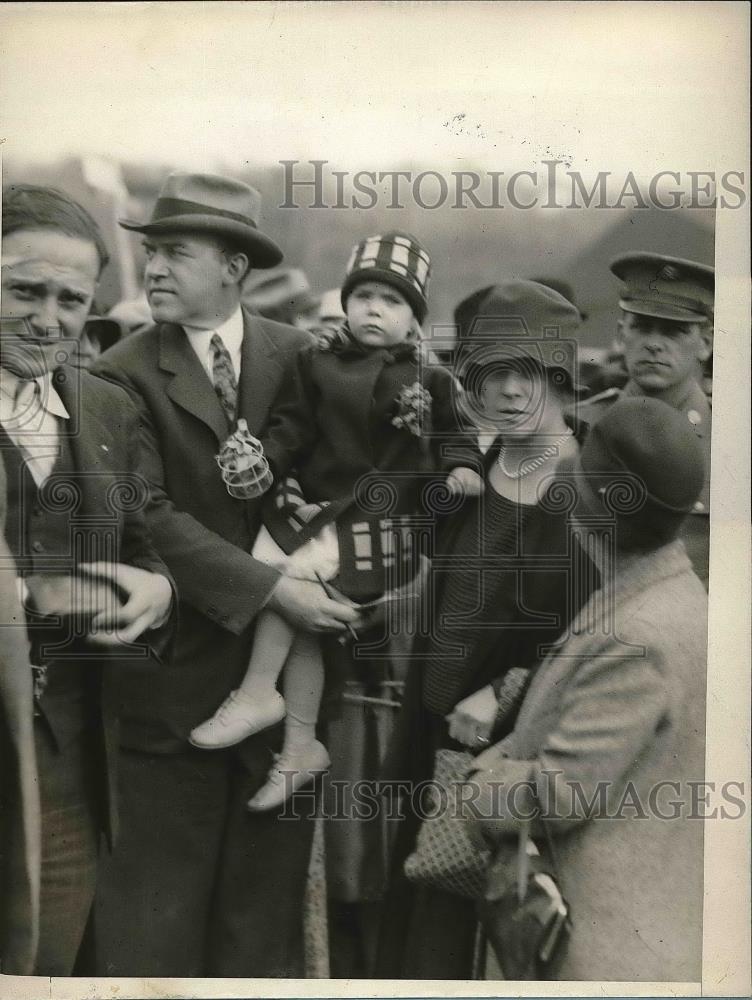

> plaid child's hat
[340,232,431,322]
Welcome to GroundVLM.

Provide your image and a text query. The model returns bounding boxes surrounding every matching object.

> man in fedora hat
[92,172,360,977]
[578,252,714,584]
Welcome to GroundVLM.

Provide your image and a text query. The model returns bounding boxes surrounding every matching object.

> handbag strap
[539,811,563,881]
[516,785,564,890]
[516,818,531,902]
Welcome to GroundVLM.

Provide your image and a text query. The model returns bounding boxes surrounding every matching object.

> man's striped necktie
[210,333,238,425]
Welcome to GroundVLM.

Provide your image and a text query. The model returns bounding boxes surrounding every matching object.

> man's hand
[446,466,484,497]
[446,684,498,747]
[266,576,363,633]
[79,561,173,646]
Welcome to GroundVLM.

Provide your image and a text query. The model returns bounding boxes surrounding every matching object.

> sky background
[0,2,745,336]
[0,1,747,175]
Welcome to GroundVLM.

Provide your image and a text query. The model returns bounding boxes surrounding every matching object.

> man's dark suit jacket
[0,456,39,975]
[0,368,172,970]
[94,309,311,752]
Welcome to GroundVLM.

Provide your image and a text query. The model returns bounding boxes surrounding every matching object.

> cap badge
[657,265,680,282]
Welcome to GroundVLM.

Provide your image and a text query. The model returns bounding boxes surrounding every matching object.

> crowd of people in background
[1,170,712,982]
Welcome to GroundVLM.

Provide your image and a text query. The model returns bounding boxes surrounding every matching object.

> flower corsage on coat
[392,381,433,438]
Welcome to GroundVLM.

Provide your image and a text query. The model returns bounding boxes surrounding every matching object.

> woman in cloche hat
[376,280,597,979]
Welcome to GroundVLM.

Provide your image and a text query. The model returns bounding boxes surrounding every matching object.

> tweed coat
[471,539,708,983]
[94,309,312,749]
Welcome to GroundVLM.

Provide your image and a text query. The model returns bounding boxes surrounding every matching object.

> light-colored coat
[472,539,708,983]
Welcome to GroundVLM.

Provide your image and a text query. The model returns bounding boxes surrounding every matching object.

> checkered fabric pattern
[272,475,332,535]
[341,231,431,322]
[403,748,492,899]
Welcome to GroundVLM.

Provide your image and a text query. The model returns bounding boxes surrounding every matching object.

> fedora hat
[244,268,319,317]
[120,172,283,269]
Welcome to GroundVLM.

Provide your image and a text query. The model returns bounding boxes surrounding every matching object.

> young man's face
[142,233,236,327]
[620,311,711,392]
[1,229,99,377]
[346,281,414,348]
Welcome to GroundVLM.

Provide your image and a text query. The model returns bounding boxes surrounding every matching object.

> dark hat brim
[119,215,283,269]
[619,298,711,324]
[457,344,587,395]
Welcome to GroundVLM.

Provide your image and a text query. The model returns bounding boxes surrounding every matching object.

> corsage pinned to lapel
[216,418,273,499]
[392,381,433,438]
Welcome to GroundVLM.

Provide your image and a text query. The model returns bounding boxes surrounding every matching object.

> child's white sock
[284,711,318,753]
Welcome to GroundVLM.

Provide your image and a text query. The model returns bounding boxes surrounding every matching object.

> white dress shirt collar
[183,307,244,383]
[0,367,70,486]
[0,368,69,428]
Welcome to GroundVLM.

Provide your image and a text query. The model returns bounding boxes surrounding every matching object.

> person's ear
[223,251,250,287]
[696,323,713,364]
[615,314,627,348]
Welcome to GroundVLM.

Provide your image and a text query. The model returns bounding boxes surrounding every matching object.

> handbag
[479,819,572,980]
[403,748,492,899]
[403,746,572,977]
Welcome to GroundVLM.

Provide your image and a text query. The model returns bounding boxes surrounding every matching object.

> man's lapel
[158,323,229,443]
[55,368,112,517]
[237,308,284,435]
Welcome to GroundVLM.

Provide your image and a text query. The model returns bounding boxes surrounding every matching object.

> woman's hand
[446,684,498,747]
[446,466,484,497]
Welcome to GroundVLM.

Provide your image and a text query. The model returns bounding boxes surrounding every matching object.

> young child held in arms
[190,232,481,809]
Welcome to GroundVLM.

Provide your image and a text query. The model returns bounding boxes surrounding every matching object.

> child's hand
[446,466,484,497]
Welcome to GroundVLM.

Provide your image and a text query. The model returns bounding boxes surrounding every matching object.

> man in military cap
[578,252,713,584]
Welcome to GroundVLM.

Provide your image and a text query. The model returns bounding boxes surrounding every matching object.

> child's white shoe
[189,689,286,749]
[246,740,330,812]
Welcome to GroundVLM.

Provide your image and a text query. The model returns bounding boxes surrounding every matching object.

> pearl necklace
[497,431,573,480]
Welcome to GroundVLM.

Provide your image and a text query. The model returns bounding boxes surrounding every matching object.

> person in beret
[467,396,708,982]
[1,184,174,975]
[91,172,360,977]
[376,281,597,979]
[578,252,714,584]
